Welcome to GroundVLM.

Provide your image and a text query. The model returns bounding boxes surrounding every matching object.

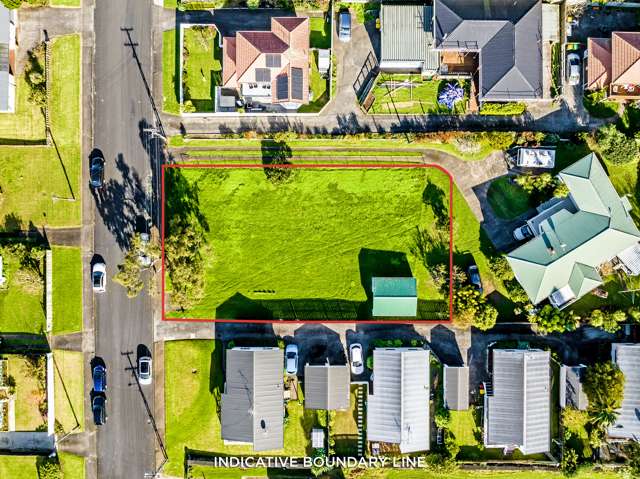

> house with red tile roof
[586,32,640,100]
[222,17,310,108]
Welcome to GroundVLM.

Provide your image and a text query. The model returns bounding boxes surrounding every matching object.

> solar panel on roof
[291,67,303,100]
[255,68,271,83]
[276,74,288,100]
[266,54,281,68]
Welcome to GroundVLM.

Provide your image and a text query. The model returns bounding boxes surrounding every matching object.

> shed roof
[609,343,640,439]
[560,365,588,411]
[367,348,430,453]
[371,277,418,317]
[304,364,350,410]
[486,349,550,454]
[221,348,284,451]
[444,366,469,411]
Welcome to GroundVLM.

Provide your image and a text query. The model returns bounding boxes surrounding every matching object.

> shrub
[584,362,625,412]
[366,354,373,370]
[453,285,497,330]
[504,279,529,305]
[36,458,62,479]
[596,124,638,164]
[451,134,481,154]
[25,43,46,108]
[443,429,460,459]
[479,102,527,116]
[489,255,514,281]
[247,0,260,7]
[583,88,618,118]
[561,447,579,475]
[1,0,22,8]
[529,304,579,334]
[480,131,517,150]
[515,172,556,194]
[588,309,626,333]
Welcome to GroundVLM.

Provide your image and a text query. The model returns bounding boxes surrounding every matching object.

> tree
[453,285,497,331]
[588,309,626,333]
[529,304,579,334]
[165,216,205,310]
[489,255,514,281]
[553,181,570,198]
[596,124,638,164]
[584,362,625,412]
[113,234,160,298]
[562,407,589,437]
[1,0,22,9]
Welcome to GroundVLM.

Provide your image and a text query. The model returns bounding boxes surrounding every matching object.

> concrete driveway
[176,8,294,36]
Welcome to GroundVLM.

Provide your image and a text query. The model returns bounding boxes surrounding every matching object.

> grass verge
[52,246,82,335]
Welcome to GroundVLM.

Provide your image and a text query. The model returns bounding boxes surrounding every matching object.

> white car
[137,356,152,385]
[285,344,298,375]
[92,262,106,293]
[567,53,581,86]
[349,343,364,375]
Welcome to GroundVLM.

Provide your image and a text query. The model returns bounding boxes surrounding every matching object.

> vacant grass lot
[486,176,531,219]
[369,75,468,115]
[164,340,312,478]
[343,468,622,479]
[52,246,82,335]
[182,26,221,112]
[53,349,84,433]
[165,167,451,319]
[0,34,81,230]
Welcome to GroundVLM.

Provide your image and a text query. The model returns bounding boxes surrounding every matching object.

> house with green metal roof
[371,277,417,317]
[507,154,640,309]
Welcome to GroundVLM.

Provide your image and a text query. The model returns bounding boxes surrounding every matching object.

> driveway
[176,8,294,36]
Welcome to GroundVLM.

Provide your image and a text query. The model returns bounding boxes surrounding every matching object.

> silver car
[349,343,364,375]
[92,262,106,293]
[137,356,152,385]
[567,53,581,86]
[339,12,351,42]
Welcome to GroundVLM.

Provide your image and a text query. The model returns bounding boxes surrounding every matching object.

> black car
[89,154,105,188]
[468,264,483,294]
[92,364,107,393]
[92,394,107,426]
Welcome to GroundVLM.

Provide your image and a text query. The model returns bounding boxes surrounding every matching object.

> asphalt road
[93,1,158,477]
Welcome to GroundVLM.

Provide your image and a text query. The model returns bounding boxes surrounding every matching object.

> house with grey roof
[221,347,284,452]
[560,365,588,411]
[433,0,542,102]
[0,5,16,113]
[484,349,550,455]
[379,4,439,75]
[371,277,417,317]
[507,154,640,309]
[609,343,640,440]
[444,365,469,411]
[304,363,350,410]
[367,348,430,453]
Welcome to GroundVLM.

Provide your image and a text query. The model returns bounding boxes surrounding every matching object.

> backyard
[164,340,313,478]
[331,385,361,456]
[182,25,222,112]
[368,75,468,115]
[52,246,82,335]
[0,75,46,143]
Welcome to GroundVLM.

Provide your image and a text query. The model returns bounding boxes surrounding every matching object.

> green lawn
[53,349,84,434]
[59,453,85,479]
[345,468,622,479]
[0,75,46,142]
[486,176,531,219]
[0,454,84,479]
[162,29,180,114]
[298,50,329,113]
[182,26,222,112]
[0,34,81,230]
[310,17,331,49]
[9,355,46,431]
[0,245,45,333]
[164,340,312,478]
[332,385,360,456]
[52,246,82,335]
[51,0,81,6]
[369,75,468,115]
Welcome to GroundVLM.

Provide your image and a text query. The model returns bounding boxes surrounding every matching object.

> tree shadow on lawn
[422,179,449,229]
[358,248,413,301]
[261,140,294,184]
[164,166,210,234]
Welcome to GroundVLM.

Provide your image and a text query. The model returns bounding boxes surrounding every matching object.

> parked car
[467,264,483,294]
[92,262,106,293]
[513,224,533,241]
[349,343,364,375]
[285,344,298,375]
[567,53,581,86]
[89,154,105,188]
[137,356,152,385]
[92,364,107,393]
[338,11,351,42]
[92,394,107,426]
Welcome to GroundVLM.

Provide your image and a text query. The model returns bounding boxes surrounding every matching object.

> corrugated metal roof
[486,349,550,454]
[221,348,284,451]
[304,364,350,410]
[380,4,439,71]
[0,5,12,112]
[560,365,588,411]
[609,344,640,439]
[367,348,430,453]
[444,366,469,410]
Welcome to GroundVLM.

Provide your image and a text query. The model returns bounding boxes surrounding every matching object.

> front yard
[182,25,222,113]
[6,355,47,431]
[52,246,82,335]
[368,75,468,115]
[53,349,84,434]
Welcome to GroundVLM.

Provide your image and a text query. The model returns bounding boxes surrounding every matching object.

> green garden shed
[371,277,417,317]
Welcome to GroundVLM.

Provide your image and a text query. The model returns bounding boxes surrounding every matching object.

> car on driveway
[285,344,298,375]
[467,264,483,294]
[567,53,581,86]
[89,154,105,188]
[338,11,351,42]
[137,355,152,385]
[92,394,107,426]
[92,364,107,392]
[349,343,364,375]
[513,224,533,241]
[92,262,106,293]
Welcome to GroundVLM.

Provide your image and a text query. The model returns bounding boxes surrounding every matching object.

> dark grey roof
[609,344,640,440]
[486,349,550,454]
[560,365,588,411]
[380,4,439,71]
[367,348,430,453]
[434,0,542,101]
[444,366,469,411]
[291,67,303,100]
[304,364,350,410]
[221,348,284,451]
[276,74,288,100]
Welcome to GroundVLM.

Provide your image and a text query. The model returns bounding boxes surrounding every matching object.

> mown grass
[162,29,180,114]
[345,468,623,479]
[51,0,81,6]
[10,355,46,431]
[0,34,81,230]
[52,246,82,335]
[59,453,85,479]
[486,176,531,219]
[53,349,84,434]
[182,26,221,112]
[310,17,331,49]
[164,340,312,477]
[0,75,46,142]
[0,454,84,479]
[298,50,329,113]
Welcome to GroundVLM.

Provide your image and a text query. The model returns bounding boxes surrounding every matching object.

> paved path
[50,332,83,351]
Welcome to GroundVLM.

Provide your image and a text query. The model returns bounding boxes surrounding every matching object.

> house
[443,365,469,411]
[484,349,550,454]
[304,363,350,411]
[608,343,640,440]
[433,0,542,102]
[367,348,430,453]
[586,32,640,100]
[507,154,640,309]
[371,277,417,317]
[222,17,309,108]
[379,4,439,75]
[0,4,16,113]
[221,347,284,452]
[559,365,588,410]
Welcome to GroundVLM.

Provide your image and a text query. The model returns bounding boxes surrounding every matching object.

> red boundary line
[161,163,454,325]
